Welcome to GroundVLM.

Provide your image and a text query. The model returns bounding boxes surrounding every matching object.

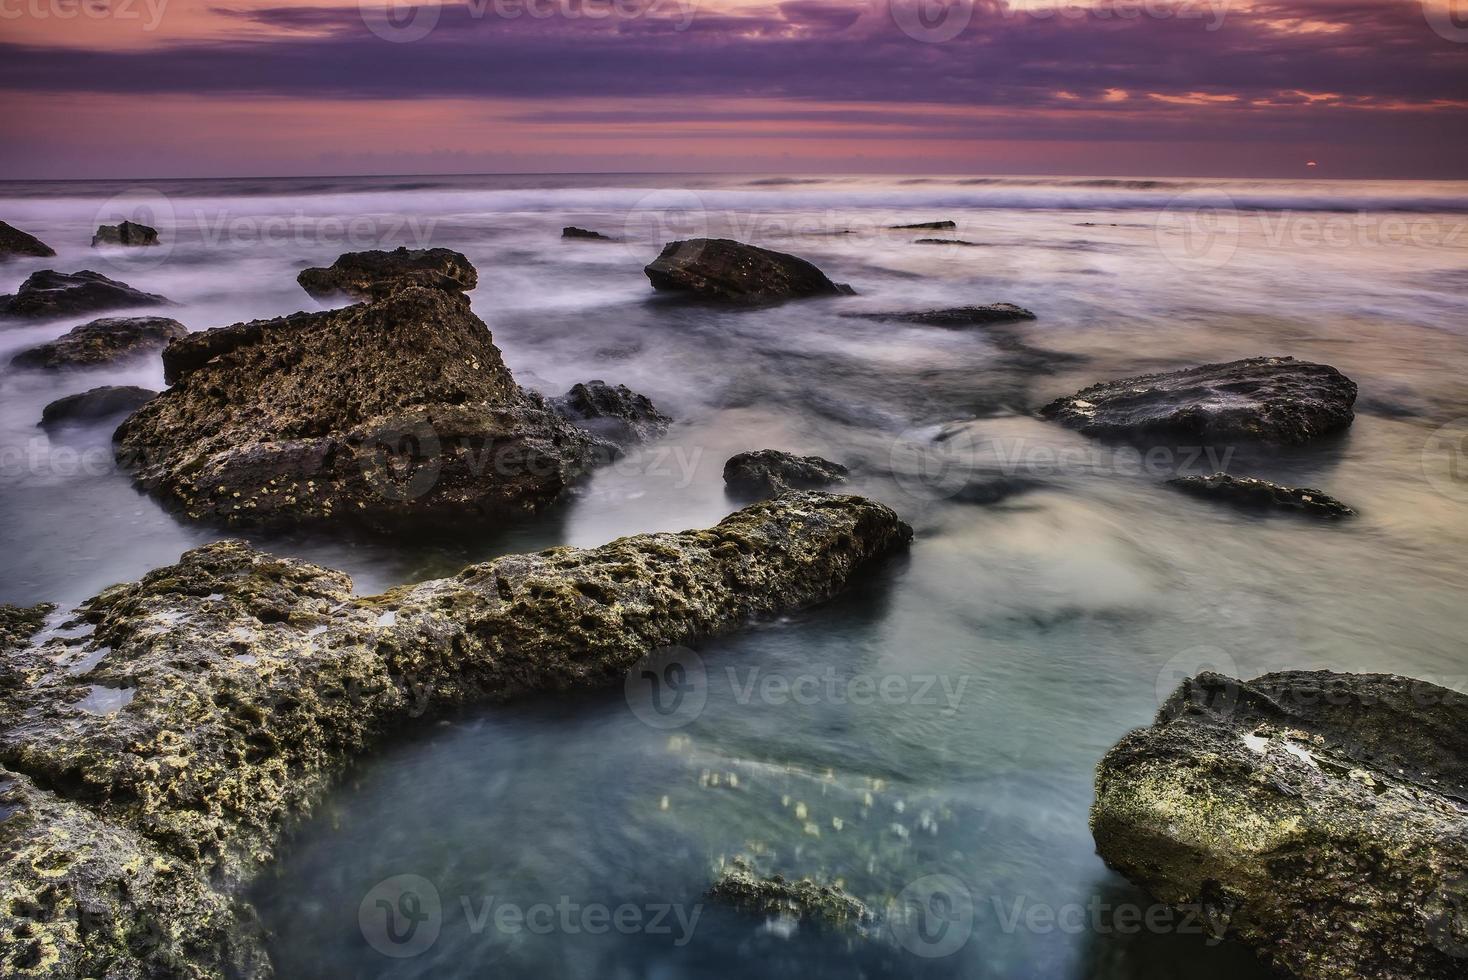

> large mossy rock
[11,316,186,369]
[296,246,477,301]
[644,238,853,304]
[0,270,172,320]
[0,493,910,976]
[1092,670,1468,980]
[116,286,605,529]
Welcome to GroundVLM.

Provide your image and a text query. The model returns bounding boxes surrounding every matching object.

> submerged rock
[10,315,187,369]
[562,226,613,240]
[644,238,854,305]
[725,450,848,498]
[0,270,172,320]
[891,220,956,230]
[549,379,671,446]
[0,493,910,975]
[1167,473,1354,518]
[297,246,477,301]
[843,304,1035,328]
[91,220,159,247]
[1040,356,1357,445]
[41,386,157,427]
[914,238,983,246]
[0,220,55,259]
[708,858,870,926]
[116,285,604,529]
[1092,669,1468,980]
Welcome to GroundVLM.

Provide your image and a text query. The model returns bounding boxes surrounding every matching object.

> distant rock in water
[41,385,157,427]
[914,238,983,246]
[1093,669,1468,980]
[11,315,187,369]
[549,380,671,446]
[115,284,607,529]
[91,220,159,247]
[0,220,55,259]
[297,246,477,301]
[0,270,172,320]
[562,226,613,240]
[891,220,956,230]
[644,238,854,305]
[1040,357,1356,445]
[843,304,1035,328]
[1168,473,1354,518]
[725,450,848,498]
[708,858,870,927]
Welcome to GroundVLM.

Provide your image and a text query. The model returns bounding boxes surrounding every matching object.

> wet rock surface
[41,386,157,427]
[1168,473,1354,518]
[1092,669,1468,980]
[0,221,55,259]
[1040,356,1357,445]
[562,226,613,240]
[890,220,956,230]
[0,493,910,976]
[91,220,159,247]
[549,380,671,447]
[0,603,51,653]
[0,270,172,320]
[10,316,187,369]
[843,303,1035,328]
[644,238,854,304]
[725,450,849,498]
[116,285,604,529]
[708,858,870,926]
[297,246,478,301]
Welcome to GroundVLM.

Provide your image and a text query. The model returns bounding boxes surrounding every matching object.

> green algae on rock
[708,857,871,926]
[1092,670,1468,980]
[0,603,51,653]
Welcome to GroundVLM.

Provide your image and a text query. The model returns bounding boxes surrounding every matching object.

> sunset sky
[2,0,1466,178]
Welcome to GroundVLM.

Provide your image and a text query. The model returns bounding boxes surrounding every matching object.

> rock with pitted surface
[0,270,172,320]
[725,450,848,498]
[0,493,910,976]
[41,386,157,427]
[0,220,55,259]
[0,603,51,653]
[1092,669,1468,980]
[11,315,187,369]
[708,857,871,927]
[1040,357,1357,445]
[562,226,613,240]
[549,380,671,446]
[843,304,1035,328]
[116,286,608,529]
[91,220,159,247]
[644,238,854,305]
[297,246,478,301]
[1168,473,1354,518]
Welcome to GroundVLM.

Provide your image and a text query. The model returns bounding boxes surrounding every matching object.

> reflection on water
[2,173,1467,977]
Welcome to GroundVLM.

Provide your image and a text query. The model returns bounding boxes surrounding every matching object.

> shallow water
[2,173,1467,977]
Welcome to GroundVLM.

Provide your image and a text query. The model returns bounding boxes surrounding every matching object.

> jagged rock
[10,316,187,369]
[0,603,51,653]
[0,270,172,320]
[297,246,477,301]
[842,304,1035,328]
[41,386,157,427]
[708,858,870,926]
[562,226,613,240]
[0,494,910,976]
[1092,670,1468,980]
[724,450,848,498]
[116,286,604,529]
[1168,473,1354,517]
[549,380,671,446]
[644,238,854,305]
[891,220,956,230]
[91,220,159,247]
[1040,357,1357,445]
[0,220,55,259]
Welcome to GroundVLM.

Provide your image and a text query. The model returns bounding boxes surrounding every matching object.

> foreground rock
[562,226,613,240]
[0,493,910,976]
[1093,670,1468,980]
[0,220,55,259]
[41,386,157,427]
[91,220,159,247]
[10,315,187,369]
[0,603,51,652]
[708,858,870,926]
[644,238,854,305]
[725,450,848,498]
[117,285,603,529]
[843,304,1035,328]
[1168,473,1354,518]
[297,246,477,301]
[549,380,671,446]
[0,270,172,320]
[1040,356,1356,445]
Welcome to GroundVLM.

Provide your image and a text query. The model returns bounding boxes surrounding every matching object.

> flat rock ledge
[1092,669,1468,980]
[0,270,173,320]
[708,858,871,927]
[0,221,55,259]
[297,246,478,301]
[10,316,187,370]
[843,304,1035,328]
[644,238,854,305]
[724,449,849,499]
[1040,356,1357,446]
[1168,473,1354,518]
[0,492,910,977]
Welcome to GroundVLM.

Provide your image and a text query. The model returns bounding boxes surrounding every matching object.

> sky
[1,0,1466,179]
